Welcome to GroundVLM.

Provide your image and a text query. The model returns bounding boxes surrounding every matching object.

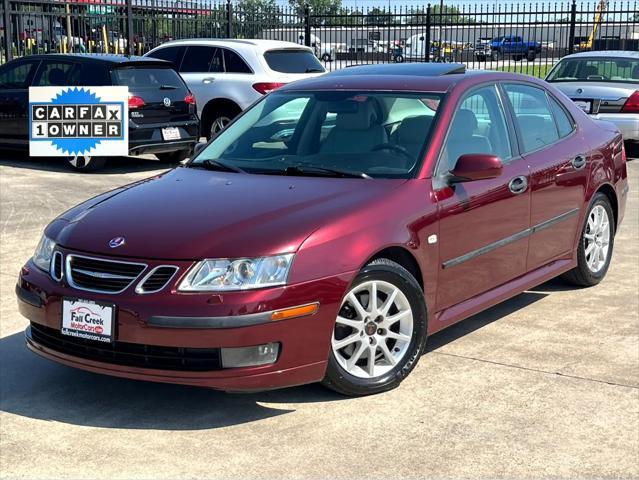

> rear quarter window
[263,50,325,74]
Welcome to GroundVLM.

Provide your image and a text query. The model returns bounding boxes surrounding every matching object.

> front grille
[30,323,223,372]
[67,254,147,293]
[51,251,63,281]
[135,266,179,294]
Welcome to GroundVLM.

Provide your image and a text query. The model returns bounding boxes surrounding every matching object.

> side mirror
[449,154,503,183]
[192,142,207,158]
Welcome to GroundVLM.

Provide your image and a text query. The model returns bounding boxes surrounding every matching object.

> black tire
[491,50,499,61]
[476,55,486,62]
[394,54,404,63]
[513,54,523,61]
[526,50,536,61]
[65,155,107,172]
[321,53,332,62]
[156,150,190,164]
[322,258,428,397]
[204,104,241,140]
[562,193,615,287]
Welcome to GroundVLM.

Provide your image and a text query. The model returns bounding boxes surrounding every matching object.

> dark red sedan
[17,64,628,396]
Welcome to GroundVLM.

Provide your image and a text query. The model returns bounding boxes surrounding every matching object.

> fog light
[220,342,280,368]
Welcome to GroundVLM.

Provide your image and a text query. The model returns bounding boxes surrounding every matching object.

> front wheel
[65,155,106,172]
[562,193,615,286]
[321,53,332,62]
[322,258,427,396]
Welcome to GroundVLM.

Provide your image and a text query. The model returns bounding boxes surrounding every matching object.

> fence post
[226,0,232,38]
[3,0,11,62]
[126,0,133,55]
[424,4,431,63]
[568,0,577,55]
[303,4,311,47]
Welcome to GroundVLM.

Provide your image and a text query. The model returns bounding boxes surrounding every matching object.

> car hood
[49,167,404,260]
[550,81,637,100]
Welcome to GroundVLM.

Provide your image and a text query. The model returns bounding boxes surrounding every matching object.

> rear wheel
[156,150,190,164]
[526,50,536,61]
[562,193,615,287]
[321,53,332,62]
[65,155,106,172]
[204,104,241,140]
[322,259,427,396]
[491,50,499,61]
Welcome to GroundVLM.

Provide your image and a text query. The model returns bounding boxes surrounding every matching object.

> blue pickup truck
[474,35,542,61]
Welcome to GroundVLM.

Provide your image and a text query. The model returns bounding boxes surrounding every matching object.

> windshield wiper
[193,159,246,174]
[159,84,178,90]
[284,165,371,179]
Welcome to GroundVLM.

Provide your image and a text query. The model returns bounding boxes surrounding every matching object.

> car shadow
[0,289,551,431]
[0,152,175,175]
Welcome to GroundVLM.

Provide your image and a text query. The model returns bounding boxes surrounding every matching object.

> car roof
[151,38,313,53]
[280,67,529,93]
[561,50,639,60]
[327,63,466,77]
[18,53,170,66]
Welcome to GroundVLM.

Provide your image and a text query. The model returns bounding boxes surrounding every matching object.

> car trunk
[111,65,195,125]
[552,82,637,114]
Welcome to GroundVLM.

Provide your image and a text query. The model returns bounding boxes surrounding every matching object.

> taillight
[252,82,286,95]
[128,95,145,109]
[621,91,639,113]
[185,92,196,105]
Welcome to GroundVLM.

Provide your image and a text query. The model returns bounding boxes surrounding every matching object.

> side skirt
[429,258,576,335]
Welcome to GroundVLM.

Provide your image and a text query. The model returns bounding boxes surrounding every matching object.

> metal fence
[1,0,638,74]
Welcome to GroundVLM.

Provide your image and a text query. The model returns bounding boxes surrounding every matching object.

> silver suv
[146,39,326,138]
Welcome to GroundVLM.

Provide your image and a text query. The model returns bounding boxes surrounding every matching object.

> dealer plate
[162,127,181,141]
[572,99,592,114]
[61,298,115,343]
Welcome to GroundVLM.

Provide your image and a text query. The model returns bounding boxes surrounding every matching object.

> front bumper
[591,113,639,143]
[17,257,353,391]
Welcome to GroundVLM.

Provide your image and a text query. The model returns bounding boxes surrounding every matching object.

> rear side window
[148,46,186,69]
[111,67,185,90]
[34,61,81,86]
[504,84,560,153]
[263,50,324,74]
[181,46,223,73]
[223,49,252,74]
[548,96,575,138]
[0,60,39,88]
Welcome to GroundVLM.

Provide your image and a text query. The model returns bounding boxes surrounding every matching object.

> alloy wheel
[584,204,611,273]
[211,116,231,136]
[69,155,90,168]
[332,280,414,379]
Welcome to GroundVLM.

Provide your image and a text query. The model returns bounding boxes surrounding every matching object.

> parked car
[473,37,493,61]
[18,64,628,396]
[546,50,638,155]
[145,39,325,138]
[487,35,541,61]
[0,54,199,171]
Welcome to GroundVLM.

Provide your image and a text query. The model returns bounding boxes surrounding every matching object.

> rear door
[435,84,531,312]
[178,45,225,112]
[0,58,40,144]
[502,83,587,270]
[111,64,194,127]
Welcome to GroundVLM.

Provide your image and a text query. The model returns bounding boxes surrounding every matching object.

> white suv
[145,39,326,138]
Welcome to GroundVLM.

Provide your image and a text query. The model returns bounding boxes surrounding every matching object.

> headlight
[32,235,56,272]
[178,254,295,292]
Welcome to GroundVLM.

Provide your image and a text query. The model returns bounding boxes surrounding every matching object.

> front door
[502,83,588,270]
[434,84,531,312]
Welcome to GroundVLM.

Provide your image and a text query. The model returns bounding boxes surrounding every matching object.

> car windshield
[191,91,443,179]
[547,57,639,83]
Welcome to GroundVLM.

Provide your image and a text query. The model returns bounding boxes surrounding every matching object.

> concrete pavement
[1,155,637,479]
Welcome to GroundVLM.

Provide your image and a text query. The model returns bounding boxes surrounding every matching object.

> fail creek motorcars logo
[68,306,105,334]
[28,86,129,157]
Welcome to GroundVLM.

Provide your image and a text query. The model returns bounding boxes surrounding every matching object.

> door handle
[508,175,528,195]
[572,154,587,170]
[202,77,215,84]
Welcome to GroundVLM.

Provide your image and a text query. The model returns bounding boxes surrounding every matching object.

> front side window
[0,61,39,88]
[34,61,81,86]
[180,46,223,73]
[504,84,560,153]
[547,57,639,83]
[438,85,512,175]
[192,91,443,179]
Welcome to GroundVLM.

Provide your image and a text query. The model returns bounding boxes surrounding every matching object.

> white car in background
[145,39,326,138]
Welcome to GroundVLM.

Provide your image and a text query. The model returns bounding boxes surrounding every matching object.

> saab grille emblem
[109,237,126,248]
[163,98,171,107]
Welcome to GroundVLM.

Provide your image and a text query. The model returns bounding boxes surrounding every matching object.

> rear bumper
[128,118,199,155]
[591,113,639,142]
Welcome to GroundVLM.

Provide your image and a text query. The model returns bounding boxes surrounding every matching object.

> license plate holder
[162,127,181,141]
[61,297,115,344]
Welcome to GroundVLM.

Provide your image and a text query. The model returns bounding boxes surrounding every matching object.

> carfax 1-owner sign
[29,86,128,157]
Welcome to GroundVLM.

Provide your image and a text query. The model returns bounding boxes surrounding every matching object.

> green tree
[408,5,476,25]
[235,0,281,37]
[365,7,390,26]
[288,0,342,16]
